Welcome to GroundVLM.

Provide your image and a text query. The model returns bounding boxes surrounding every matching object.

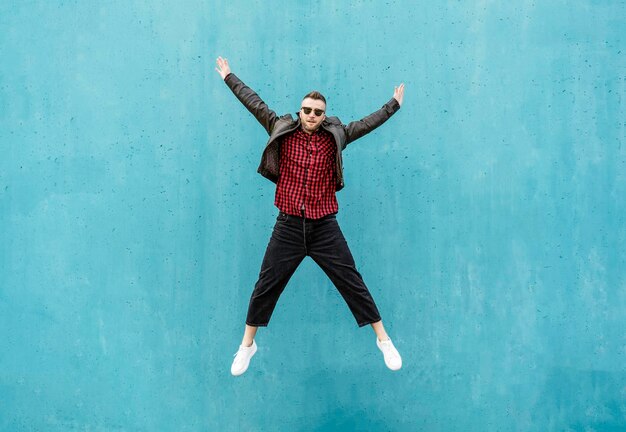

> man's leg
[306,215,402,370]
[241,324,258,347]
[244,212,306,328]
[232,213,306,376]
[306,215,382,327]
[370,320,390,341]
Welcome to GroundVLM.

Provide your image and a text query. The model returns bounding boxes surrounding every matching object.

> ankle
[242,339,253,347]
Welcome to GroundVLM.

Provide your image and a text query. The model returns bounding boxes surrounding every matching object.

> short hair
[302,91,326,105]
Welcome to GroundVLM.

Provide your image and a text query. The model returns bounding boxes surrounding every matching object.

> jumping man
[215,56,405,375]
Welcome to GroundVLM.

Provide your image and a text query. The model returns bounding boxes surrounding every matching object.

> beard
[301,117,321,133]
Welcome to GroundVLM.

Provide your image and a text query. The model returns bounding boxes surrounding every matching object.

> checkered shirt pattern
[274,127,338,219]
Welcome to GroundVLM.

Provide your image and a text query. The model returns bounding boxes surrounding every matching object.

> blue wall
[1,1,625,431]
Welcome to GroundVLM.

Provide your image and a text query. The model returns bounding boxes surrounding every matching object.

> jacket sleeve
[223,73,279,135]
[343,97,401,146]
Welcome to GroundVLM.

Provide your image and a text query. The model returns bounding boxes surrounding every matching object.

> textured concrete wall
[1,1,625,431]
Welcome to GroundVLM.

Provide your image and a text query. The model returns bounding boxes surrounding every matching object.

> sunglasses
[301,107,325,116]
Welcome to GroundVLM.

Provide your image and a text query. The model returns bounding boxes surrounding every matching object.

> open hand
[394,83,405,106]
[215,56,231,80]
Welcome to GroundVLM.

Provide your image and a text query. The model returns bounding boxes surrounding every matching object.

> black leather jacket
[223,72,401,191]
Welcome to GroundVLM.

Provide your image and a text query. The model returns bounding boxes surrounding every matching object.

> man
[215,56,405,376]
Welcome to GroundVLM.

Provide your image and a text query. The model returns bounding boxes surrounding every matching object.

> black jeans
[246,211,382,327]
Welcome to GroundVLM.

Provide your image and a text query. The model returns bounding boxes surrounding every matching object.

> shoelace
[380,341,399,358]
[233,344,251,357]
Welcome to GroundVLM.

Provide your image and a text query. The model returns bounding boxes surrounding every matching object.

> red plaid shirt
[274,127,338,219]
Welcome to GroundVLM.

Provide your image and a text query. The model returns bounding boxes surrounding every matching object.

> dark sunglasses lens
[302,107,324,116]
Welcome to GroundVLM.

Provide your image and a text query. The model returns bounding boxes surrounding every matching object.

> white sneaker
[376,337,402,371]
[231,339,257,376]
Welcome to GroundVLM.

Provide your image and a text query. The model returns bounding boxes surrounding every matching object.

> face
[299,97,326,134]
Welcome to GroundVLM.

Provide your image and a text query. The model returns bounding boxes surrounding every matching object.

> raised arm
[343,83,404,145]
[215,56,279,135]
